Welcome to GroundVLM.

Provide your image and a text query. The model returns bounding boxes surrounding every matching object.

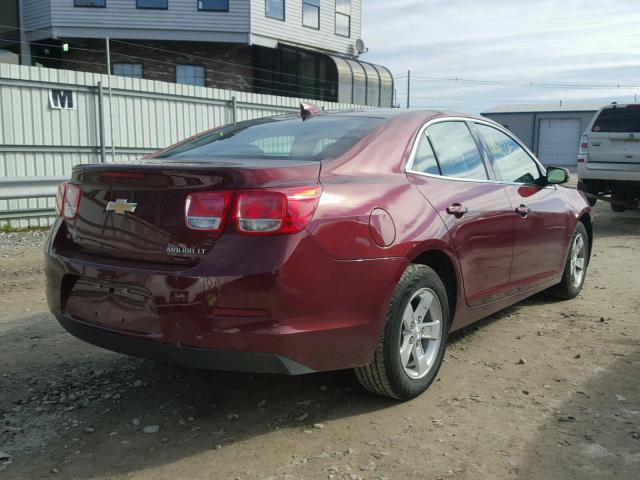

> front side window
[112,63,143,79]
[411,132,440,175]
[74,0,106,7]
[158,116,384,162]
[266,0,285,20]
[198,0,229,11]
[426,122,488,180]
[137,0,168,8]
[335,0,351,37]
[592,106,640,133]
[176,65,206,86]
[476,124,541,183]
[303,0,320,29]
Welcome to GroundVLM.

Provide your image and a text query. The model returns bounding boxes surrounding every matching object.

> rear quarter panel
[308,113,456,262]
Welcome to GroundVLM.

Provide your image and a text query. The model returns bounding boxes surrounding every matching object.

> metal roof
[330,56,395,108]
[483,103,602,114]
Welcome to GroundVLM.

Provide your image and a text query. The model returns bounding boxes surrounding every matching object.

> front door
[408,121,515,307]
[473,123,569,288]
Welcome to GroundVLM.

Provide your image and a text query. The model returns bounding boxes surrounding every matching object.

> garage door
[537,118,581,166]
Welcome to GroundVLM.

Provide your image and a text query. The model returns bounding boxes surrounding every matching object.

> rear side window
[158,116,384,161]
[475,124,541,183]
[411,132,441,175]
[426,122,488,180]
[592,107,640,133]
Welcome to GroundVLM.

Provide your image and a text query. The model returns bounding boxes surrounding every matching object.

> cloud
[361,0,640,111]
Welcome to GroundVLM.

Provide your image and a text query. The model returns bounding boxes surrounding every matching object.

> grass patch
[0,225,50,234]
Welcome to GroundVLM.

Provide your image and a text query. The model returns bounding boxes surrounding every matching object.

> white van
[578,103,640,212]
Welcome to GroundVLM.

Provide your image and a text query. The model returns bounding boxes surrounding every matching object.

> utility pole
[97,81,106,163]
[106,37,116,161]
[406,70,411,109]
[17,0,31,65]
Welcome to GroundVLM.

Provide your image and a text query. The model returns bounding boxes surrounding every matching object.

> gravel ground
[0,229,48,252]
[0,199,638,480]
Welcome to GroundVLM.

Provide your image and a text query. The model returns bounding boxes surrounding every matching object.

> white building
[482,103,600,167]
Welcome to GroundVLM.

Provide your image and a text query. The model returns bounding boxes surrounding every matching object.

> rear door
[473,122,569,287]
[407,120,515,307]
[587,105,640,164]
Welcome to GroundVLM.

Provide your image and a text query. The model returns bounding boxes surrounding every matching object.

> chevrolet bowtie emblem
[106,199,138,215]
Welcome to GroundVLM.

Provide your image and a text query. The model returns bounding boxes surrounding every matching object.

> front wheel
[547,222,590,299]
[355,265,449,400]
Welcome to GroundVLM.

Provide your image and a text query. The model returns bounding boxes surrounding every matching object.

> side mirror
[546,166,569,185]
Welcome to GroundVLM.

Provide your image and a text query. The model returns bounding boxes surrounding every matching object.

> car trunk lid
[65,159,320,265]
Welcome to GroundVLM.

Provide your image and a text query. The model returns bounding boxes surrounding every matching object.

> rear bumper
[578,162,640,183]
[56,313,314,375]
[45,220,407,373]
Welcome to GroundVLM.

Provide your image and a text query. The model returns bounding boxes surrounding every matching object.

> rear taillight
[578,135,589,163]
[233,186,322,235]
[185,192,232,232]
[184,187,322,235]
[56,182,81,219]
[56,183,65,215]
[234,191,287,234]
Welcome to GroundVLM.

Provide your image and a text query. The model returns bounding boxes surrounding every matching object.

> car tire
[355,265,450,400]
[611,200,626,213]
[547,222,590,300]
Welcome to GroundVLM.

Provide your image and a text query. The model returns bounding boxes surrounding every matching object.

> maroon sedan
[46,108,592,399]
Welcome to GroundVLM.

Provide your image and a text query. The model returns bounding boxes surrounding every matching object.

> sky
[361,0,640,112]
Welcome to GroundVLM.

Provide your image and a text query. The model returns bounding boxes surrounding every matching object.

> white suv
[578,103,640,212]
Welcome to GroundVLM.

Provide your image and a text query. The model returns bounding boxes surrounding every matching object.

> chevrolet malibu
[45,107,592,400]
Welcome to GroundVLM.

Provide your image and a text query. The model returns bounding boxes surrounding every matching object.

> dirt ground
[0,199,638,480]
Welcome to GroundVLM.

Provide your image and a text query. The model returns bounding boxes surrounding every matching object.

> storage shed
[482,103,600,167]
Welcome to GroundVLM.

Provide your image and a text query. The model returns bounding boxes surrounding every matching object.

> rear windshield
[592,107,640,133]
[157,115,384,161]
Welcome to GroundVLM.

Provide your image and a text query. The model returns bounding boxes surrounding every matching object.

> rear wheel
[611,195,627,212]
[547,222,589,299]
[355,265,449,400]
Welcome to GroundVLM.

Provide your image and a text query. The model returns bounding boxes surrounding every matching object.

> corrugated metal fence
[0,63,370,227]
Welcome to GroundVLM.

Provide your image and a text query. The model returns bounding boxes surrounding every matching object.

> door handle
[446,203,468,217]
[515,204,530,217]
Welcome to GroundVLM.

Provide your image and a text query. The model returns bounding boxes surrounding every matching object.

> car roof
[318,108,489,123]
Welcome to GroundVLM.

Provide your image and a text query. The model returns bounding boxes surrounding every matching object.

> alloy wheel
[570,233,587,288]
[399,288,443,379]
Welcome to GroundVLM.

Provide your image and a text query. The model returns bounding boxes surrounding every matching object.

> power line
[4,24,640,91]
[111,39,339,86]
[0,38,335,98]
[0,24,341,86]
[20,54,323,98]
[398,73,640,90]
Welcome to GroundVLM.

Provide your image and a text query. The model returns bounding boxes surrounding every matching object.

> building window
[176,65,206,87]
[302,0,320,29]
[137,0,168,9]
[335,0,351,37]
[198,0,229,11]
[112,63,143,79]
[265,0,285,20]
[74,0,106,7]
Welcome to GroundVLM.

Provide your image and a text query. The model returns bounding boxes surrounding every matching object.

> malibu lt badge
[167,245,208,256]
